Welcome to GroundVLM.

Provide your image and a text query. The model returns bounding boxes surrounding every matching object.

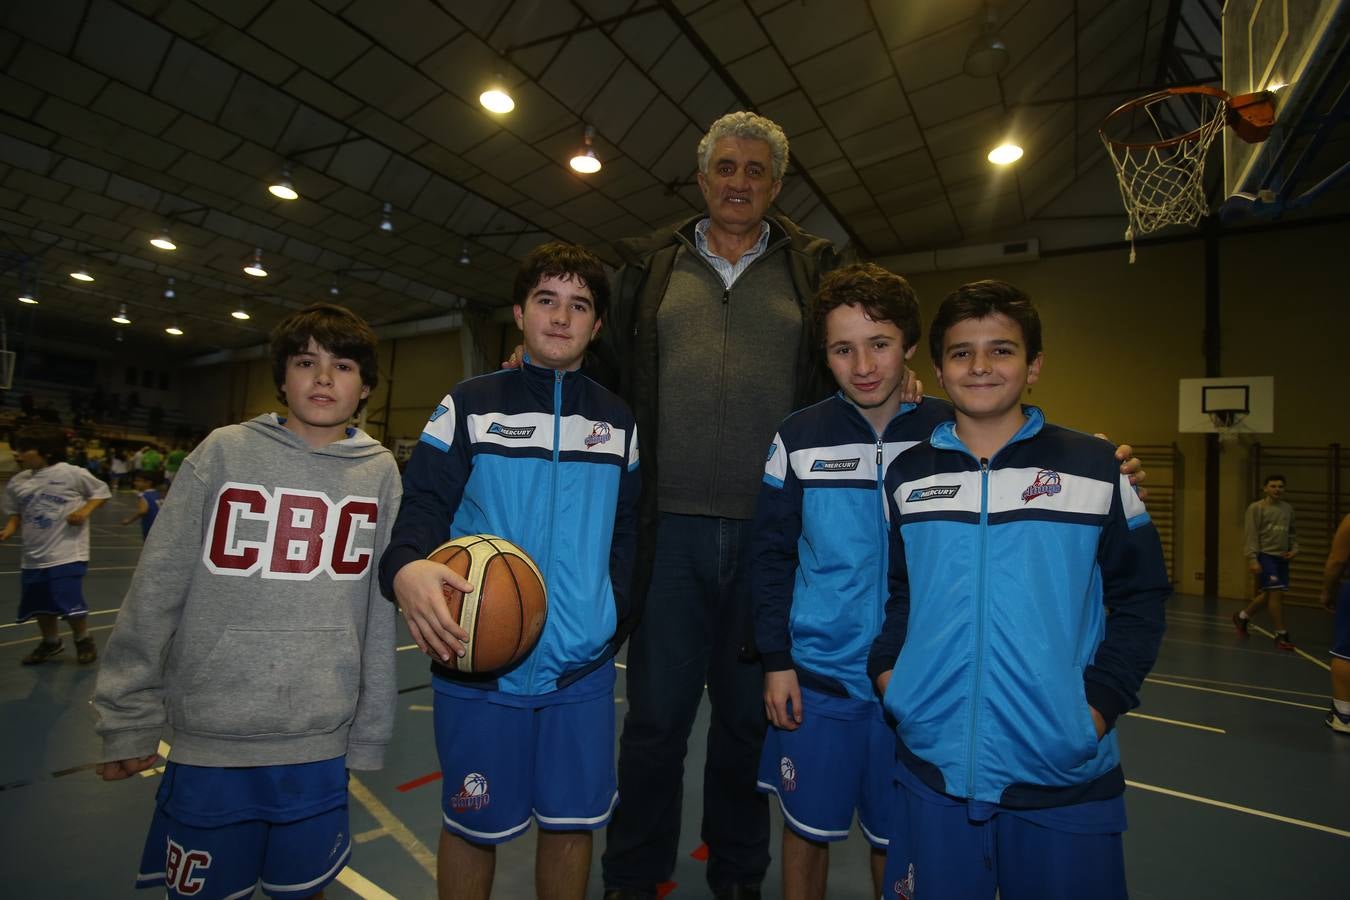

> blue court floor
[1,491,1346,898]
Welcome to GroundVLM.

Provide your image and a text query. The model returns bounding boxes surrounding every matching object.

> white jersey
[2,462,111,569]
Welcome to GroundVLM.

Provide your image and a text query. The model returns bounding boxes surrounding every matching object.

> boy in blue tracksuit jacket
[751,263,952,899]
[868,280,1169,900]
[379,242,641,900]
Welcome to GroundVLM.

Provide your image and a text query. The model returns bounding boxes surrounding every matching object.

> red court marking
[689,842,709,861]
[656,882,678,898]
[396,771,443,792]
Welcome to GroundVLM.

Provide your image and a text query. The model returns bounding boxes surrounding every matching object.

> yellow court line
[396,643,419,652]
[1145,677,1326,711]
[1246,622,1332,671]
[354,827,389,844]
[1149,671,1331,700]
[335,866,398,900]
[408,704,433,712]
[1126,780,1350,839]
[348,774,437,880]
[1124,711,1225,734]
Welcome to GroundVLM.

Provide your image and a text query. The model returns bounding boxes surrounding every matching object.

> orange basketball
[427,534,547,674]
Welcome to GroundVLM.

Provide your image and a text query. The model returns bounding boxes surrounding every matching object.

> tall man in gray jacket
[597,111,854,900]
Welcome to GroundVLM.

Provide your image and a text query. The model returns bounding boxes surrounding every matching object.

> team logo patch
[779,756,797,792]
[893,862,916,899]
[428,403,450,422]
[767,443,777,461]
[450,772,491,812]
[584,422,611,447]
[811,457,860,473]
[907,485,960,502]
[1022,469,1062,503]
[487,422,536,439]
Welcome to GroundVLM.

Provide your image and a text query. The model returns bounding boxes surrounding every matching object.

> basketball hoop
[1100,86,1275,263]
[1208,408,1249,446]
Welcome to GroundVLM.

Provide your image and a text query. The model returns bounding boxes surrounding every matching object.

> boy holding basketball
[868,281,1169,900]
[380,241,640,900]
[94,303,401,900]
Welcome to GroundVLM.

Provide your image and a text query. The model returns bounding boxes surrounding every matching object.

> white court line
[0,608,121,630]
[1124,711,1225,734]
[1145,677,1327,711]
[348,775,437,880]
[1126,780,1350,839]
[396,643,418,652]
[408,704,432,712]
[335,866,398,900]
[0,623,114,648]
[1149,671,1331,700]
[1245,622,1332,671]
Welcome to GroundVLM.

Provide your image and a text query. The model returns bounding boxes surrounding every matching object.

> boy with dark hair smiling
[95,303,400,900]
[381,241,640,900]
[868,280,1170,900]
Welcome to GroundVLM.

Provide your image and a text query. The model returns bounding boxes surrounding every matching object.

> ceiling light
[329,279,340,297]
[18,291,38,304]
[70,266,94,283]
[569,125,602,174]
[987,142,1024,165]
[164,277,176,300]
[165,323,184,336]
[268,164,299,201]
[380,201,394,233]
[231,307,251,320]
[150,230,177,251]
[964,3,1010,77]
[112,303,131,325]
[244,248,268,278]
[479,77,515,114]
[458,243,471,266]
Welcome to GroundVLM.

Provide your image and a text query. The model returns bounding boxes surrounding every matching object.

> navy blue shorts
[882,765,1127,900]
[755,687,893,847]
[432,667,617,845]
[1255,552,1290,592]
[16,562,88,621]
[136,802,350,899]
[1332,582,1350,661]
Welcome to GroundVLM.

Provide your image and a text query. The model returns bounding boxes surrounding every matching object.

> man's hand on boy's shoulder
[899,367,923,403]
[764,669,803,731]
[97,755,160,781]
[393,560,472,663]
[1097,436,1148,500]
[502,344,524,369]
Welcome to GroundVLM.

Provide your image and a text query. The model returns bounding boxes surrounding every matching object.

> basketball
[427,534,547,674]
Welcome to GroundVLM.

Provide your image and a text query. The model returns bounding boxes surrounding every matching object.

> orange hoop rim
[1098,85,1232,151]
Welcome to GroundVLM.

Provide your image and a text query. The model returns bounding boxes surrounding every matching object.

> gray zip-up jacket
[94,415,400,770]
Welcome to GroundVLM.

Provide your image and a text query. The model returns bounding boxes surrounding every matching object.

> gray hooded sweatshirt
[94,414,401,770]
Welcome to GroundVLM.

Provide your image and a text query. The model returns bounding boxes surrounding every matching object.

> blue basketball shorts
[16,562,88,621]
[1331,582,1350,661]
[432,678,617,845]
[881,765,1127,900]
[135,802,350,899]
[755,686,893,848]
[1255,552,1290,592]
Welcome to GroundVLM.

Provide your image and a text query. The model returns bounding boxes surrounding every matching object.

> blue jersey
[138,488,160,538]
[380,361,641,696]
[751,394,953,702]
[868,407,1169,808]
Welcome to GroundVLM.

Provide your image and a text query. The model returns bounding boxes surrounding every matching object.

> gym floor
[1,490,1346,899]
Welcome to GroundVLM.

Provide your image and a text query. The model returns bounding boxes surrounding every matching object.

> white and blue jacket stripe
[867,407,1169,808]
[379,360,641,696]
[751,393,954,703]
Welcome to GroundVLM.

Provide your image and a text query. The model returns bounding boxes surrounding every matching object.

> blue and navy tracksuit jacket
[379,361,641,696]
[752,393,954,703]
[866,407,1169,809]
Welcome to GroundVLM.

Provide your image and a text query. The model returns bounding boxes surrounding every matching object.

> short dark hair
[513,241,609,320]
[13,424,67,463]
[812,263,921,351]
[270,303,379,415]
[1264,474,1286,485]
[929,279,1042,362]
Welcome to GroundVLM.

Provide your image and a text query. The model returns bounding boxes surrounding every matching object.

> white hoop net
[1101,91,1228,263]
[1209,410,1248,446]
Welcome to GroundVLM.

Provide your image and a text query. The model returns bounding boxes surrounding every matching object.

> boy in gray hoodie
[94,304,400,900]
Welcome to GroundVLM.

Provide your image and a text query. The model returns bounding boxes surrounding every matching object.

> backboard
[1222,0,1350,216]
[1178,376,1275,434]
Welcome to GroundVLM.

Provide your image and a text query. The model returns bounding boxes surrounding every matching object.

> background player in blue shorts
[380,242,640,900]
[120,470,161,540]
[1323,513,1350,734]
[1234,474,1300,649]
[1,423,111,665]
[869,280,1170,900]
[94,303,400,900]
[751,263,951,899]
